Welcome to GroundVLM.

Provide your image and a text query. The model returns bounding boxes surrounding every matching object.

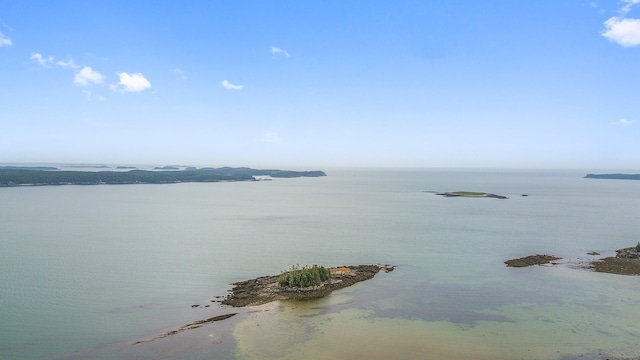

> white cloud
[74,66,105,86]
[621,0,640,15]
[271,46,290,58]
[115,72,151,92]
[57,58,79,69]
[602,17,640,46]
[221,80,243,90]
[602,0,640,47]
[260,131,282,143]
[30,53,54,67]
[615,118,636,125]
[0,32,11,47]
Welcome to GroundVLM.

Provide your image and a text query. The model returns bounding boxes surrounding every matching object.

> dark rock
[505,255,561,267]
[615,247,640,259]
[133,313,238,345]
[589,247,640,275]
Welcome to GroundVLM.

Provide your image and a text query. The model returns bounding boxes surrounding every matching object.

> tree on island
[279,265,331,288]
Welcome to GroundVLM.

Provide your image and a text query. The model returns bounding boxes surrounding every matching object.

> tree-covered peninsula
[0,167,326,187]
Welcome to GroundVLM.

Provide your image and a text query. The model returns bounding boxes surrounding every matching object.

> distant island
[584,174,640,180]
[0,166,60,171]
[432,191,508,199]
[0,167,326,187]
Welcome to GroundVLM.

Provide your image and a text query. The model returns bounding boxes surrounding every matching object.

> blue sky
[1,0,639,168]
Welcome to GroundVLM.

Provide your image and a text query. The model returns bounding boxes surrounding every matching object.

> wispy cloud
[31,53,54,67]
[173,68,187,80]
[112,72,151,92]
[260,131,283,143]
[57,58,80,69]
[589,2,605,14]
[271,46,290,58]
[82,90,106,102]
[620,0,640,15]
[614,118,637,125]
[221,80,243,90]
[1,21,14,31]
[601,0,640,47]
[74,66,105,86]
[0,32,11,47]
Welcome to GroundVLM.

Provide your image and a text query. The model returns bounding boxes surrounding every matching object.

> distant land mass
[584,174,640,180]
[0,167,326,187]
[0,166,60,171]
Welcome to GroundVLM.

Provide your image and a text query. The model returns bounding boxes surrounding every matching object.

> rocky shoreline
[590,247,640,275]
[221,264,395,307]
[505,247,640,275]
[134,264,394,344]
[505,254,561,267]
[431,191,508,199]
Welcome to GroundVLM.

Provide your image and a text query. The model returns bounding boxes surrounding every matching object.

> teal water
[1,169,640,359]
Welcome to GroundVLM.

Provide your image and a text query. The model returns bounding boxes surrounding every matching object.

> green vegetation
[451,191,487,196]
[436,191,508,199]
[636,242,640,252]
[0,167,327,187]
[279,265,331,288]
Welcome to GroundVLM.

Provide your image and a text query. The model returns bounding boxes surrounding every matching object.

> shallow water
[1,168,640,359]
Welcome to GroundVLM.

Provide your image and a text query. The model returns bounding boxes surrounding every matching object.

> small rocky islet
[506,247,640,276]
[136,264,395,344]
[424,190,509,199]
[590,247,640,275]
[220,264,395,307]
[504,254,561,267]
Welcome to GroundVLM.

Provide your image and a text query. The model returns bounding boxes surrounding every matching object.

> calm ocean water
[1,168,640,359]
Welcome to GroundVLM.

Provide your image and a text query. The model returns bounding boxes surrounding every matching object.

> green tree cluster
[279,265,331,288]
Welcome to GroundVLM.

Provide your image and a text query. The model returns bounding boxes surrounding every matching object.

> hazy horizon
[2,161,639,172]
[1,1,639,168]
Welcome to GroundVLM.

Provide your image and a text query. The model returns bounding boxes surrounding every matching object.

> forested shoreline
[0,167,326,187]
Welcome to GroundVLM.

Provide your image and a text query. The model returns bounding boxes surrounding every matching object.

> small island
[506,244,640,276]
[0,167,327,187]
[435,191,508,199]
[133,264,394,344]
[584,173,640,180]
[221,264,395,307]
[505,254,561,267]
